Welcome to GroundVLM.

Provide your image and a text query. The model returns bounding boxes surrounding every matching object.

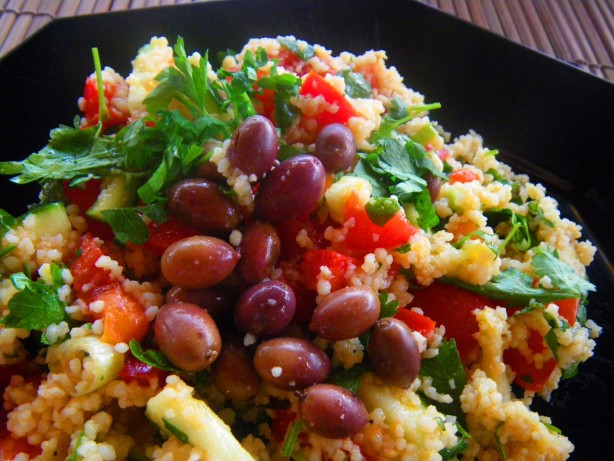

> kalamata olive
[368,318,421,388]
[254,155,326,223]
[425,173,442,202]
[154,303,222,371]
[298,384,368,438]
[253,337,331,390]
[309,286,380,341]
[167,179,243,235]
[161,236,239,290]
[166,286,235,324]
[211,336,261,402]
[194,160,226,184]
[235,280,296,338]
[227,115,279,178]
[236,221,281,284]
[314,123,357,173]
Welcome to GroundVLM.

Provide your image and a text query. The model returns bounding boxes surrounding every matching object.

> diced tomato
[277,213,329,262]
[63,179,102,212]
[449,168,480,184]
[394,308,436,337]
[554,298,579,326]
[81,75,129,130]
[342,192,417,255]
[62,180,114,241]
[71,234,149,344]
[255,88,277,123]
[300,249,358,292]
[70,233,115,296]
[119,352,169,386]
[142,218,199,256]
[0,436,41,459]
[504,329,557,392]
[409,281,496,361]
[299,71,358,128]
[278,263,317,324]
[436,148,451,161]
[271,409,297,442]
[93,283,149,344]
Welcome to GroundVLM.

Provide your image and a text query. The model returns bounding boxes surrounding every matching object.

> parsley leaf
[277,37,315,61]
[378,292,400,318]
[0,209,16,237]
[353,138,442,230]
[0,124,121,184]
[327,362,372,393]
[528,201,554,227]
[443,268,578,306]
[144,37,215,117]
[339,69,372,98]
[532,247,595,296]
[439,421,471,460]
[257,71,301,130]
[129,339,181,372]
[101,208,150,245]
[1,269,68,330]
[419,339,466,423]
[412,188,440,230]
[485,208,536,252]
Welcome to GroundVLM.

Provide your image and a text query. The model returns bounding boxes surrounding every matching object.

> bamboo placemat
[1,0,613,82]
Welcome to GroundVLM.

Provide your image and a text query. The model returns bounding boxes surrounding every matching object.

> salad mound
[0,36,600,461]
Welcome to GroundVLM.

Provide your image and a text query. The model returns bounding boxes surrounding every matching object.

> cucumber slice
[26,202,72,238]
[146,378,254,460]
[86,175,139,222]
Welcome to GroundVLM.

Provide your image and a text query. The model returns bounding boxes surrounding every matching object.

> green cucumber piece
[27,202,72,238]
[86,175,139,222]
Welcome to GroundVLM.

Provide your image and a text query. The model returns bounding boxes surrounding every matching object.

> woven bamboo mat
[1,0,613,81]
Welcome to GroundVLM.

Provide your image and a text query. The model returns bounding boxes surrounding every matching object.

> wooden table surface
[1,0,613,82]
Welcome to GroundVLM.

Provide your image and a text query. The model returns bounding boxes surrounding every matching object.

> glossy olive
[154,303,222,371]
[161,236,239,290]
[254,155,326,223]
[227,115,279,178]
[166,286,235,324]
[314,123,356,173]
[167,179,242,235]
[194,160,226,184]
[253,337,331,390]
[368,317,421,388]
[425,173,442,202]
[211,336,261,402]
[234,280,296,338]
[298,384,368,438]
[236,221,281,284]
[309,286,380,341]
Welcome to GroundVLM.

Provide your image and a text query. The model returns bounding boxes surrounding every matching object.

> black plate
[1,0,613,458]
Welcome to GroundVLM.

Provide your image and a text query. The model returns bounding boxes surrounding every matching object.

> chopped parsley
[339,69,372,98]
[419,339,466,423]
[353,137,444,230]
[162,418,190,444]
[280,420,303,457]
[327,362,372,394]
[378,291,400,318]
[443,247,593,306]
[129,339,181,372]
[485,207,536,252]
[1,268,68,331]
[277,37,315,61]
